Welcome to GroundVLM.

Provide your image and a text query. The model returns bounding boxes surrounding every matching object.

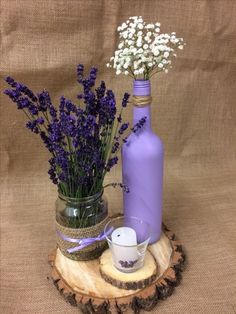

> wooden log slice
[99,249,158,290]
[48,223,185,313]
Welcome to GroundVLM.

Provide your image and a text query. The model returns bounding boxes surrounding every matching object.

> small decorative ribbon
[57,227,114,253]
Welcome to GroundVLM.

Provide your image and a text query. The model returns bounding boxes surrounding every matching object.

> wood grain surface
[48,224,185,313]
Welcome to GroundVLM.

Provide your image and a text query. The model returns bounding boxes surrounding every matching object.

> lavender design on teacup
[119,259,138,268]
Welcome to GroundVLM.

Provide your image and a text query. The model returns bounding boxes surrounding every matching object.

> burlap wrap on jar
[56,215,110,261]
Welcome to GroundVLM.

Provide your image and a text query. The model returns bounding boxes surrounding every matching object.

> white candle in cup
[112,227,137,245]
[111,227,139,270]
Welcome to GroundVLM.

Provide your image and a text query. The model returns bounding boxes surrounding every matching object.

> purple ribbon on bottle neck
[57,227,113,253]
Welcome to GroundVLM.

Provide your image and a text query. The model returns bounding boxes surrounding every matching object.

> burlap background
[0,0,236,313]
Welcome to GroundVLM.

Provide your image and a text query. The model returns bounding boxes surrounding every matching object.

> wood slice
[99,249,157,290]
[48,223,185,313]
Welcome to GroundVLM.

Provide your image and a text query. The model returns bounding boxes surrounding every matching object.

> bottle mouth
[133,80,151,96]
[134,78,150,82]
[58,189,104,204]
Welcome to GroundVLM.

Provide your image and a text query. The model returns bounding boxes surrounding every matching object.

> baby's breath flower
[146,23,154,29]
[164,52,169,58]
[107,16,185,79]
[121,22,127,29]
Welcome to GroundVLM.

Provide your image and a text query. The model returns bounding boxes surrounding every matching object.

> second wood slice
[99,249,158,290]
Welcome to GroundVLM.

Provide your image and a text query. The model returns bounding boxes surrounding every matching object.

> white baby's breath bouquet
[107,16,185,80]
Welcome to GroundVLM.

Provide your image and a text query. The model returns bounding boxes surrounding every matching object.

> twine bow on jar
[56,227,113,253]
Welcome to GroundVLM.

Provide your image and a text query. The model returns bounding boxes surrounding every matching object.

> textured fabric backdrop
[0,0,236,313]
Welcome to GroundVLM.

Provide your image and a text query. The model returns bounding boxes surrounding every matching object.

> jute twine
[133,95,152,107]
[56,215,110,261]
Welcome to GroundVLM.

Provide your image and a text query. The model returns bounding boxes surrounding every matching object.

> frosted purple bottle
[122,80,164,243]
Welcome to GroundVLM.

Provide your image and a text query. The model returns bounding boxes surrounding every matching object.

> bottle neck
[133,106,152,131]
[133,79,152,131]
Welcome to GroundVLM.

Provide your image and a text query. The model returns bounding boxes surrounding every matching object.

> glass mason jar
[55,190,108,261]
[56,190,108,228]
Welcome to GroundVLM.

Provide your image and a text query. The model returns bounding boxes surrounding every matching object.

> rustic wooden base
[48,224,185,313]
[99,249,158,290]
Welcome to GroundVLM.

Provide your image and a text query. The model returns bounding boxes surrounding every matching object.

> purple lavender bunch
[3,65,146,198]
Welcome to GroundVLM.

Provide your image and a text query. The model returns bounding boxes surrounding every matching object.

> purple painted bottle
[122,80,164,243]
